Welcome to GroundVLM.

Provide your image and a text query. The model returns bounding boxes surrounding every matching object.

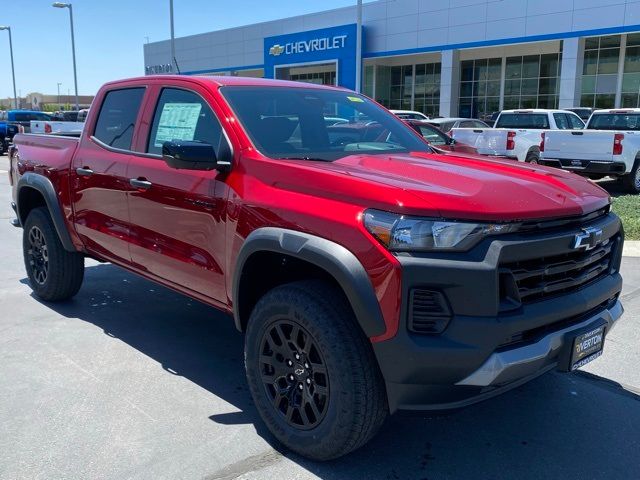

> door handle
[76,167,94,177]
[130,178,152,190]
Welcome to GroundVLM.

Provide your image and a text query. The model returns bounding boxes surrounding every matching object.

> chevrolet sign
[268,34,348,56]
[269,44,285,56]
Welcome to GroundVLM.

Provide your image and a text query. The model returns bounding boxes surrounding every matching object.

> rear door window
[94,88,145,150]
[567,113,585,129]
[147,88,224,156]
[553,113,570,129]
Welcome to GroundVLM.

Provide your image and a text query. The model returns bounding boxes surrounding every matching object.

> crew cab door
[126,84,229,304]
[71,87,146,264]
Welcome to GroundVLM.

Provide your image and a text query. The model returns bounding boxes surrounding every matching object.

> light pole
[355,0,363,93]
[57,82,62,109]
[0,26,18,109]
[169,0,177,73]
[52,2,79,110]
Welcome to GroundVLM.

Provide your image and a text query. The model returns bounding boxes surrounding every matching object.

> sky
[0,0,372,100]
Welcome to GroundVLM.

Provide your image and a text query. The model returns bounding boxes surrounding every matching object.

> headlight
[363,209,517,252]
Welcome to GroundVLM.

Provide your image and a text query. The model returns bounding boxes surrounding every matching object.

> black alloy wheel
[27,225,49,285]
[259,319,329,430]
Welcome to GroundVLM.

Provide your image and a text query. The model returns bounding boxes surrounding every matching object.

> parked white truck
[29,120,84,135]
[450,109,585,163]
[540,108,640,193]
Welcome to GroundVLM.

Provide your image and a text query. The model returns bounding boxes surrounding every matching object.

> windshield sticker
[347,96,364,103]
[154,102,202,147]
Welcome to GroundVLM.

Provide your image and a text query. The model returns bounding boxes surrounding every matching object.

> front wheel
[23,207,85,301]
[244,280,388,461]
[622,160,640,194]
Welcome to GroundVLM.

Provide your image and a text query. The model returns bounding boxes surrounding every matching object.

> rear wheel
[245,280,388,461]
[23,207,84,301]
[525,151,539,164]
[622,160,640,194]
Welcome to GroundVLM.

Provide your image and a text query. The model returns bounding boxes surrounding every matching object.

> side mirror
[162,140,232,172]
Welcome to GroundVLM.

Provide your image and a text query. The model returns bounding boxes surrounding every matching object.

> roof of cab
[102,75,348,91]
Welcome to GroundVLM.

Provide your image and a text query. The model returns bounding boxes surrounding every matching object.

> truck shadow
[29,263,640,480]
[597,178,629,197]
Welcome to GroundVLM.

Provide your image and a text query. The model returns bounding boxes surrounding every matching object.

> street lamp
[0,26,18,109]
[52,2,79,110]
[355,0,363,93]
[57,82,62,109]
[169,0,177,73]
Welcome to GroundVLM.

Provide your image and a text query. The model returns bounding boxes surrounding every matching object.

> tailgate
[543,130,615,161]
[450,128,509,156]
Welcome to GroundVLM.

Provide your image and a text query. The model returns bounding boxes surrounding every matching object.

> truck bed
[11,133,79,176]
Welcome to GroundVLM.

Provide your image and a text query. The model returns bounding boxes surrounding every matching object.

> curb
[623,240,640,258]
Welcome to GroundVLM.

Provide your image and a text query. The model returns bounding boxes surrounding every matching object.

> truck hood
[274,152,610,221]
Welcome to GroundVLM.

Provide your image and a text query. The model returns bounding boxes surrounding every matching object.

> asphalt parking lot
[0,155,639,480]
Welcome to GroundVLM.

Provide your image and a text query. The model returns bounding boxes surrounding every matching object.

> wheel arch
[232,228,387,339]
[16,172,76,252]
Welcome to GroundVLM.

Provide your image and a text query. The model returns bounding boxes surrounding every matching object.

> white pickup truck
[540,108,640,193]
[29,120,84,135]
[450,109,585,163]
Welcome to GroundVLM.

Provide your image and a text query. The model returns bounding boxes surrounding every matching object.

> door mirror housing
[162,140,232,172]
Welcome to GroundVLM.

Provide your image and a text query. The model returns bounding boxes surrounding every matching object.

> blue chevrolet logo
[573,227,603,251]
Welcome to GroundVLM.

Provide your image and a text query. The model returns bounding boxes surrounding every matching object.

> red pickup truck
[8,76,624,460]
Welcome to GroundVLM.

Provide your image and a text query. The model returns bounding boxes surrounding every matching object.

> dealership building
[144,0,640,119]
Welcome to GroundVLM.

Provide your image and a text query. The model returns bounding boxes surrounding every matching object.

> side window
[147,88,224,156]
[553,113,570,130]
[473,121,488,128]
[419,126,447,145]
[459,120,475,128]
[94,88,145,150]
[567,113,585,129]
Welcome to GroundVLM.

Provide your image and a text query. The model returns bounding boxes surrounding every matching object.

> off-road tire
[245,280,388,461]
[622,159,640,194]
[23,207,84,301]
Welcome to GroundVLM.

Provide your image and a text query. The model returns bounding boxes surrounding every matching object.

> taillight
[44,123,52,134]
[540,132,545,152]
[506,131,516,150]
[613,133,624,155]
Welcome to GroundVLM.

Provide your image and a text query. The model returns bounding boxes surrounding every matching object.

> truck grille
[408,289,452,334]
[501,239,614,304]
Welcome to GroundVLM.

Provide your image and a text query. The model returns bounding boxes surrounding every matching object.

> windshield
[13,112,52,122]
[588,113,640,130]
[495,113,550,129]
[220,86,431,161]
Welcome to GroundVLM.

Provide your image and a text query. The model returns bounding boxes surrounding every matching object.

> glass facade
[363,65,374,98]
[459,58,501,120]
[503,53,561,110]
[414,62,441,117]
[622,33,640,107]
[581,35,620,109]
[373,62,441,116]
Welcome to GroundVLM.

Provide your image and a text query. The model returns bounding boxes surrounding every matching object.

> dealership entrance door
[275,62,337,86]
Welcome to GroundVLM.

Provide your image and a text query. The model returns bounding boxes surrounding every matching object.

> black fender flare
[233,227,387,338]
[16,172,76,252]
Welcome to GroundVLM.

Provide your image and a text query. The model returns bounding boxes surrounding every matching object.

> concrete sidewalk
[624,240,640,257]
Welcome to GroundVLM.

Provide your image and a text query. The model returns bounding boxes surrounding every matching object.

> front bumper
[540,158,627,175]
[372,212,624,413]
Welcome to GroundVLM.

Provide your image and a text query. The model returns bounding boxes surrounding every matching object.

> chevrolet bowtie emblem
[269,44,285,56]
[573,227,603,251]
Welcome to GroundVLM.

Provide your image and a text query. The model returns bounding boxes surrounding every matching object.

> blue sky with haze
[0,0,370,100]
